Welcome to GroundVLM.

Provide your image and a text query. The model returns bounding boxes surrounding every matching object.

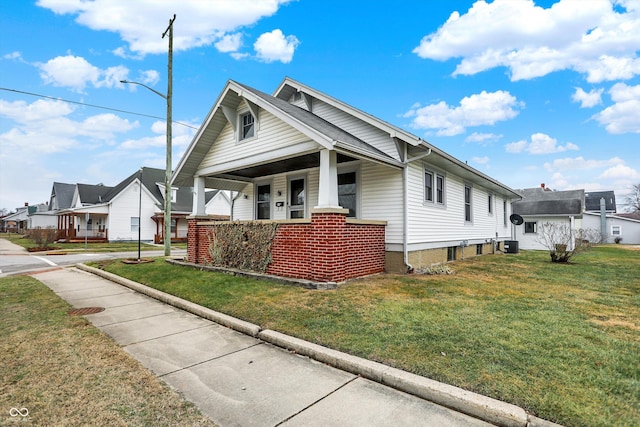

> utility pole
[162,14,176,257]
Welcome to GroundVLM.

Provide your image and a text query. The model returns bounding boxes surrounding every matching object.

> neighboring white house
[57,167,230,243]
[511,187,584,251]
[173,77,520,277]
[582,211,640,244]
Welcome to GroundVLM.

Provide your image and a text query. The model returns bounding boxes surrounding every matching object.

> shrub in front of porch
[207,222,278,273]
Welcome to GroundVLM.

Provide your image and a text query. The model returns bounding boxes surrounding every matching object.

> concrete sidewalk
[32,266,553,427]
[0,237,28,255]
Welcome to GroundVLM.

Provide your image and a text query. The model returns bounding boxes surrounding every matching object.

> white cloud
[599,164,640,180]
[404,90,522,136]
[119,119,196,150]
[0,98,137,153]
[36,0,292,56]
[472,156,490,165]
[254,29,300,63]
[506,133,579,154]
[465,132,502,145]
[543,156,624,172]
[38,55,101,92]
[592,82,640,133]
[37,55,141,92]
[413,0,640,82]
[138,69,160,86]
[215,33,243,53]
[572,87,603,108]
[3,51,24,61]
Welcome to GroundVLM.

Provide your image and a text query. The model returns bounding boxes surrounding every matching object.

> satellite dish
[510,214,524,225]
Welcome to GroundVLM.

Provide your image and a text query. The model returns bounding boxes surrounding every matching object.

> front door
[288,178,305,219]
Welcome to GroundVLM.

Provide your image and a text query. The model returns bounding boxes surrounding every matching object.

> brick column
[309,208,349,283]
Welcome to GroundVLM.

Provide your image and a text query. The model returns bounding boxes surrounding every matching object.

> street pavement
[0,237,185,277]
[32,266,499,427]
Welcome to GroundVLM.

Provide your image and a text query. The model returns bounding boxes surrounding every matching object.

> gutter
[402,146,432,272]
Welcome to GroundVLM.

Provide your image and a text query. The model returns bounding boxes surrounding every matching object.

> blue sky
[1,0,639,212]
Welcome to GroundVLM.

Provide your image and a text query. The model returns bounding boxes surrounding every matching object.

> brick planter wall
[187,210,386,284]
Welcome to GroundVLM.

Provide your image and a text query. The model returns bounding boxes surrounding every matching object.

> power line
[0,87,199,130]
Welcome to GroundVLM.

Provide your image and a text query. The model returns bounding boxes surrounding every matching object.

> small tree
[625,183,640,213]
[27,226,58,250]
[535,222,601,263]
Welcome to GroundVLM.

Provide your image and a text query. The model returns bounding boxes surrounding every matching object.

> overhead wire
[0,87,199,130]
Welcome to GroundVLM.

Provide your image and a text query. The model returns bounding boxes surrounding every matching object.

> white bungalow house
[57,167,230,243]
[172,78,520,283]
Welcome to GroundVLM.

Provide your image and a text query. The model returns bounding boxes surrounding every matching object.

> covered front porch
[57,208,109,243]
[186,148,389,283]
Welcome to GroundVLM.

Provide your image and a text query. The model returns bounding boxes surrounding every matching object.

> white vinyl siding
[312,99,401,161]
[406,162,512,248]
[360,162,403,244]
[107,182,157,242]
[200,110,311,171]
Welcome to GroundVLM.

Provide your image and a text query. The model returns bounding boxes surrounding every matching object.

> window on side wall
[524,221,537,234]
[424,170,434,202]
[611,225,621,236]
[240,112,255,140]
[425,167,445,205]
[488,194,493,214]
[464,185,472,222]
[131,217,139,232]
[503,200,507,226]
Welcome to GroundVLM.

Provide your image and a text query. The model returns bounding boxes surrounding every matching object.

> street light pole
[162,14,176,257]
[120,13,175,257]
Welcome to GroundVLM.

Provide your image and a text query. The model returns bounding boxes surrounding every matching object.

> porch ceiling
[209,152,357,181]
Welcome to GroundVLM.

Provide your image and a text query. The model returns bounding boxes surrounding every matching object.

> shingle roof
[104,167,196,213]
[77,183,113,204]
[50,182,76,210]
[584,190,616,212]
[512,188,584,216]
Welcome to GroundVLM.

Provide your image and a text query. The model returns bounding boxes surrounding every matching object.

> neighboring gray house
[26,182,77,230]
[585,190,616,213]
[511,187,585,250]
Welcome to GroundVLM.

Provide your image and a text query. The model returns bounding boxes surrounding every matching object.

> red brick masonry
[187,210,386,283]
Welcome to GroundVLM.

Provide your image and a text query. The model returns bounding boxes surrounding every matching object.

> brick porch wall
[187,210,386,284]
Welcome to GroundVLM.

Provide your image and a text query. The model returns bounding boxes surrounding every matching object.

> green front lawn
[0,275,215,426]
[2,233,185,252]
[90,246,640,427]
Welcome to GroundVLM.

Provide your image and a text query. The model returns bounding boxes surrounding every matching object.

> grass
[1,233,186,252]
[0,275,215,426]
[90,246,640,427]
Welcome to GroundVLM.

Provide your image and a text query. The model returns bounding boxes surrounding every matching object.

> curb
[74,263,561,427]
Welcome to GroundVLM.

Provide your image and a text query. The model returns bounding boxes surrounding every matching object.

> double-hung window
[425,167,445,205]
[256,183,271,220]
[240,112,255,140]
[464,185,472,222]
[424,170,434,202]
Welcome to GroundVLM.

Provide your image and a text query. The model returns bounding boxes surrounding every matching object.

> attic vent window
[240,112,255,140]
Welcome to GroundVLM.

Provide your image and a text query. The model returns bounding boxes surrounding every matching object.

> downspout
[403,145,432,273]
[230,191,243,221]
